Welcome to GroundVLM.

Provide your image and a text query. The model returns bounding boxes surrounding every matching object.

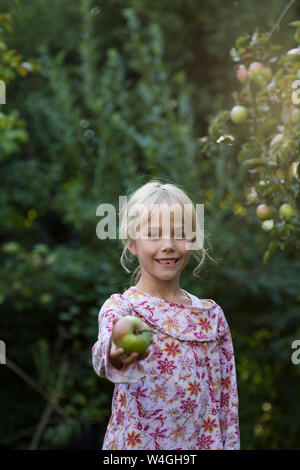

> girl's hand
[109,317,151,369]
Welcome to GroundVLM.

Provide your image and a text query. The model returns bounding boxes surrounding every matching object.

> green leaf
[237,143,257,162]
[261,183,282,197]
[269,44,283,51]
[216,134,235,145]
[263,241,279,264]
[235,34,250,49]
[289,21,300,28]
[2,241,21,254]
[257,118,278,138]
[277,74,297,90]
[242,158,267,167]
[230,47,240,62]
[284,54,300,62]
[294,28,300,43]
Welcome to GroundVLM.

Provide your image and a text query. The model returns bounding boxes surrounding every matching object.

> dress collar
[116,286,224,342]
[128,286,215,309]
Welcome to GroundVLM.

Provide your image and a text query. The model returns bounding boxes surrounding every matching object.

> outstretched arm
[92,294,147,384]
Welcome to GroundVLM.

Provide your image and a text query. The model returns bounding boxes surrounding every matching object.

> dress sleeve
[91,294,147,384]
[217,306,240,450]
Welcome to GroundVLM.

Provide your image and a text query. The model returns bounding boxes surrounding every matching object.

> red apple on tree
[237,64,248,84]
[230,105,248,124]
[256,204,275,221]
[112,315,156,355]
[248,61,272,86]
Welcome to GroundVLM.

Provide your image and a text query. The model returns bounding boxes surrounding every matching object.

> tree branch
[267,0,296,43]
[28,401,54,450]
[5,357,69,420]
[28,358,69,450]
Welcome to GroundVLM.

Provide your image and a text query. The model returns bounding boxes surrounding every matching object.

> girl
[92,180,240,450]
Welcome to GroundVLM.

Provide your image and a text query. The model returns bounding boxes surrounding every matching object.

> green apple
[248,61,272,86]
[230,105,248,124]
[291,108,300,123]
[112,315,155,355]
[237,64,249,84]
[279,203,296,220]
[256,204,274,221]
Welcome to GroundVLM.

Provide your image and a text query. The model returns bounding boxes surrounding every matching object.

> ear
[127,238,137,256]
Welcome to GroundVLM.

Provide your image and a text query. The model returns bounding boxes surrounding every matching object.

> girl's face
[128,207,194,284]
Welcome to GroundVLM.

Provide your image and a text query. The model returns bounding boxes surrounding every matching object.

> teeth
[158,259,177,264]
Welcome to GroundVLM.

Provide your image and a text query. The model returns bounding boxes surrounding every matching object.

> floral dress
[92,286,240,450]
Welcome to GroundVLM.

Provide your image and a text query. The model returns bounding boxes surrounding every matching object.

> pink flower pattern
[92,286,240,450]
[157,358,177,375]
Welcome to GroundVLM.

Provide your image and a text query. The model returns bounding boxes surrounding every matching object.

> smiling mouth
[155,259,179,265]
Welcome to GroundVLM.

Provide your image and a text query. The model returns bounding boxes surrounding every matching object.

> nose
[160,236,176,249]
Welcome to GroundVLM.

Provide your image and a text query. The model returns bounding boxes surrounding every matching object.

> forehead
[139,203,189,227]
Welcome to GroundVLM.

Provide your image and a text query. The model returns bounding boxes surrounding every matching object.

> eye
[181,230,196,242]
[173,229,184,239]
[148,230,159,239]
[185,235,196,242]
[177,228,187,237]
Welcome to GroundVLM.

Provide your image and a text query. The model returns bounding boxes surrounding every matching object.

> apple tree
[199,21,300,263]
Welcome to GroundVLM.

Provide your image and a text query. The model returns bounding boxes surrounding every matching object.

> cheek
[138,241,157,259]
[176,240,191,255]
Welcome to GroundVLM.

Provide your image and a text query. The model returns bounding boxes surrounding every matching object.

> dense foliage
[0,0,300,450]
[203,24,300,263]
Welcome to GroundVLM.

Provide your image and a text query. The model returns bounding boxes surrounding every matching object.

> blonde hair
[118,179,217,286]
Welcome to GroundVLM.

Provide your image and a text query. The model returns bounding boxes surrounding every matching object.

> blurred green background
[0,0,299,450]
